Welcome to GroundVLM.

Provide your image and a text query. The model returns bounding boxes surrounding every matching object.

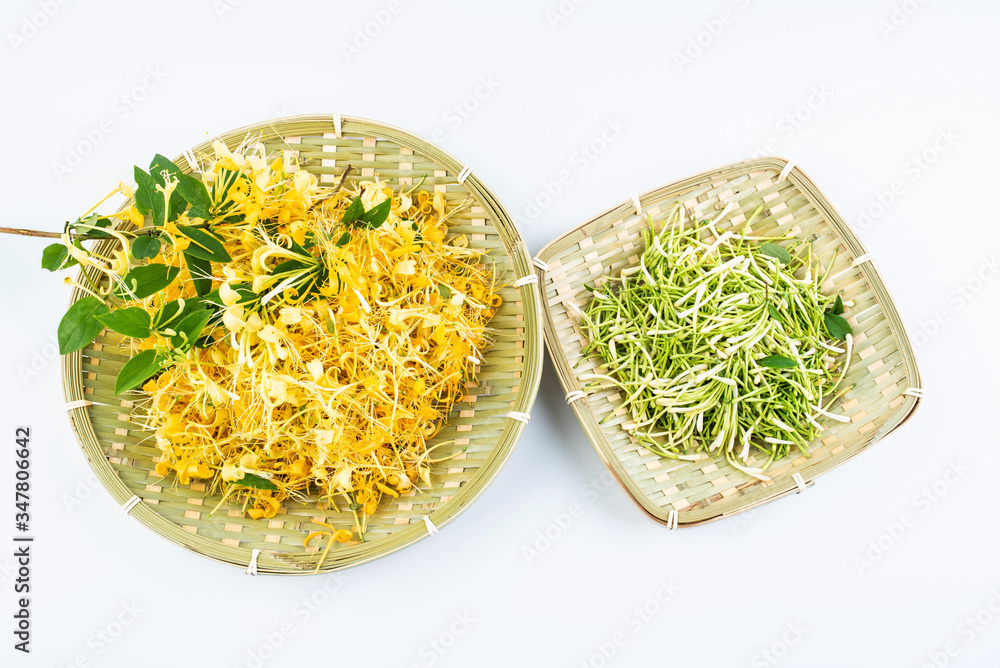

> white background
[0,1,997,667]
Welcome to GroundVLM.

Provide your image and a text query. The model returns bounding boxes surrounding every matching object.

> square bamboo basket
[534,158,922,527]
[62,115,544,573]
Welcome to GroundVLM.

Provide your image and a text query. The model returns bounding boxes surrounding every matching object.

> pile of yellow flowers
[83,140,499,543]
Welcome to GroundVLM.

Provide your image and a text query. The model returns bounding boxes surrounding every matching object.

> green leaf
[131,235,161,260]
[358,199,392,229]
[75,214,114,238]
[150,154,183,175]
[96,307,151,339]
[335,231,352,247]
[133,167,156,217]
[759,243,792,265]
[119,264,181,299]
[41,243,76,271]
[759,354,797,369]
[176,172,213,219]
[192,288,222,308]
[833,294,845,316]
[325,313,337,336]
[114,349,164,396]
[340,197,364,225]
[58,296,110,355]
[183,252,213,297]
[170,308,212,351]
[288,237,311,256]
[194,332,218,349]
[824,312,853,341]
[438,283,452,299]
[232,473,277,491]
[767,304,781,319]
[177,225,230,262]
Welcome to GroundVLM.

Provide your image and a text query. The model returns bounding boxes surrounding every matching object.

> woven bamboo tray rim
[61,114,544,573]
[535,157,921,527]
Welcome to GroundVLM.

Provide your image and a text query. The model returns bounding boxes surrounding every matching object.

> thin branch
[0,221,207,242]
[0,226,64,239]
[310,165,355,209]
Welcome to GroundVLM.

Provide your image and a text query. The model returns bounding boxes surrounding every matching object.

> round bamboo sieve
[61,115,543,574]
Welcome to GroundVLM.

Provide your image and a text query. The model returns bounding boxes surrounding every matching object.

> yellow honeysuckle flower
[222,305,246,332]
[109,249,130,274]
[288,459,310,477]
[219,281,240,306]
[293,170,310,193]
[127,207,144,227]
[394,260,416,275]
[305,359,324,381]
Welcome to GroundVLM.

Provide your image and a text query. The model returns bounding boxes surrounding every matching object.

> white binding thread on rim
[457,165,473,184]
[667,509,678,530]
[65,400,93,411]
[778,161,796,182]
[507,411,530,424]
[245,548,261,576]
[122,495,141,514]
[533,257,550,272]
[792,472,807,494]
[630,194,642,216]
[904,387,925,398]
[514,274,538,288]
[333,114,343,139]
[423,515,440,536]
[565,390,586,404]
[851,253,875,268]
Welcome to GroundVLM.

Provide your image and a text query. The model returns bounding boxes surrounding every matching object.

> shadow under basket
[534,157,921,528]
[62,114,543,573]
